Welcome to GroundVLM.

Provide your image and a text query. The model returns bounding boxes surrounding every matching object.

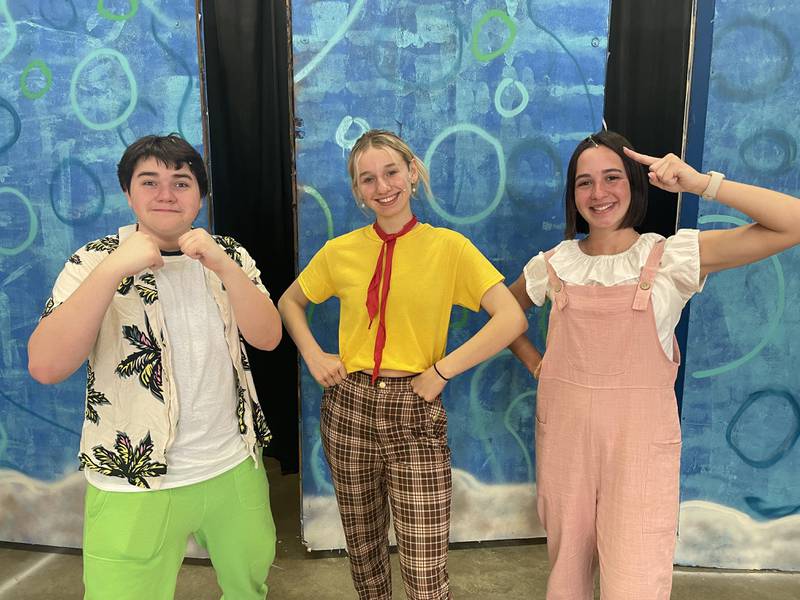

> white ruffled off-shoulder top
[523,230,706,359]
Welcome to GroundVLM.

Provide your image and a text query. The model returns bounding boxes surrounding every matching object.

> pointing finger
[622,146,658,166]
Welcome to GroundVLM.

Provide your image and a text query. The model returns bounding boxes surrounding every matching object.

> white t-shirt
[86,253,247,491]
[523,230,706,359]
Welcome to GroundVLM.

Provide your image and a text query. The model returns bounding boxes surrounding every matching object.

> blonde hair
[347,130,432,208]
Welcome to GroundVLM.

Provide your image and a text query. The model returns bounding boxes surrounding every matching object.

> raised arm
[411,282,528,401]
[277,280,347,387]
[624,147,800,278]
[29,232,164,384]
[506,274,544,378]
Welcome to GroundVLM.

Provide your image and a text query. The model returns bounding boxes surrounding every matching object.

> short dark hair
[564,130,648,239]
[117,134,208,197]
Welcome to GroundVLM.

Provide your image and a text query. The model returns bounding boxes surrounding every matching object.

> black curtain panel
[201,0,298,474]
[604,0,694,238]
[604,0,695,412]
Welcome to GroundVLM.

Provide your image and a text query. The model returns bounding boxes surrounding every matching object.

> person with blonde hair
[279,129,527,599]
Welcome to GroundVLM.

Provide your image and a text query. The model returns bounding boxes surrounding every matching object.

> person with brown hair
[508,130,800,599]
[279,129,527,599]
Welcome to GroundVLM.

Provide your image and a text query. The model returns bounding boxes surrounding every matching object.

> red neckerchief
[366,215,418,383]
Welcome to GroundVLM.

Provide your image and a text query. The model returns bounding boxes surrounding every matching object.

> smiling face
[125,156,202,248]
[353,145,418,231]
[573,145,632,234]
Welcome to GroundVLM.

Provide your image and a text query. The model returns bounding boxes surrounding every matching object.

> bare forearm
[508,333,542,374]
[28,262,120,383]
[714,179,800,237]
[277,294,324,361]
[436,307,527,379]
[217,263,282,351]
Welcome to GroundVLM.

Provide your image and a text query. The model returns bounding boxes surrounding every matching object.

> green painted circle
[471,9,517,62]
[70,48,138,131]
[97,0,139,21]
[20,59,53,100]
[0,187,39,256]
[422,123,506,225]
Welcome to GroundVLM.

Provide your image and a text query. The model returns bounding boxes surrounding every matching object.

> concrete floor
[1,458,797,599]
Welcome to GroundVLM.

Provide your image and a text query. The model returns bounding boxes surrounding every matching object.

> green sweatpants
[82,457,276,600]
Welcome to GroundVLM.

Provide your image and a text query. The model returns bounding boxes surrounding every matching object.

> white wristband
[701,171,725,199]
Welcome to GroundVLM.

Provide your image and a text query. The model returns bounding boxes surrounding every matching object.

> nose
[591,181,606,199]
[376,175,392,193]
[156,184,176,202]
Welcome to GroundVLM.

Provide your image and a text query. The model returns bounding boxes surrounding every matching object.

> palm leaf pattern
[251,400,272,445]
[239,335,251,371]
[117,276,133,295]
[213,235,243,267]
[68,253,82,264]
[85,235,119,253]
[115,313,164,402]
[79,431,167,488]
[85,365,111,424]
[236,385,248,434]
[135,273,158,304]
[40,296,56,319]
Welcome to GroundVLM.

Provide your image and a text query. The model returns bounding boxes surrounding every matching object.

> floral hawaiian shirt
[41,225,272,489]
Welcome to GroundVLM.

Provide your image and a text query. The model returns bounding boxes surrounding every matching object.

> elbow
[513,308,529,337]
[247,320,283,352]
[28,358,64,385]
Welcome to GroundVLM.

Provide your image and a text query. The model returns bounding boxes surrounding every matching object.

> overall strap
[543,249,568,310]
[632,239,666,311]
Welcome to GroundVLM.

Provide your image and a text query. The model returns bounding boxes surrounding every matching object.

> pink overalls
[536,240,681,600]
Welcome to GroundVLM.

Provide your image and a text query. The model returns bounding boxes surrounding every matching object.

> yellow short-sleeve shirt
[297,223,503,374]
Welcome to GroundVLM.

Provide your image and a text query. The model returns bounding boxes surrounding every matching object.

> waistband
[348,370,416,389]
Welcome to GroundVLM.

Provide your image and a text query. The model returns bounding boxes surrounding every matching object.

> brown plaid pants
[321,371,453,600]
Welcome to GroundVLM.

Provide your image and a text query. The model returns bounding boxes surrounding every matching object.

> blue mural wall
[0,0,205,547]
[292,0,610,549]
[675,0,800,571]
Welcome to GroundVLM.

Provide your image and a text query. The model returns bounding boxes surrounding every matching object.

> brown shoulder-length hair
[564,130,648,239]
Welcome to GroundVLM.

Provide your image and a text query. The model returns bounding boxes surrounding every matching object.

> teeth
[591,203,614,212]
[377,193,398,204]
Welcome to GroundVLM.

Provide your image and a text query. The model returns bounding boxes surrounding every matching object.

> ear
[408,158,419,184]
[124,191,133,209]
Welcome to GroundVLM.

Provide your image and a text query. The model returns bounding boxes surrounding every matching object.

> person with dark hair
[278,129,527,599]
[28,134,281,599]
[507,129,800,599]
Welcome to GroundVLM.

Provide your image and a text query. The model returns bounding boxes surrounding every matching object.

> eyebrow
[135,171,193,180]
[358,162,398,178]
[575,168,624,179]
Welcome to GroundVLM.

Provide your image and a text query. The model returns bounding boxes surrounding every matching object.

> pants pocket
[233,460,269,510]
[643,440,681,534]
[83,487,171,561]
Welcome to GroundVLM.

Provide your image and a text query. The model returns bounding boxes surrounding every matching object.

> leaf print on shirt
[117,276,133,295]
[85,365,111,424]
[68,254,82,264]
[135,273,158,304]
[213,235,243,267]
[41,296,56,319]
[79,431,167,488]
[251,400,272,445]
[115,313,164,401]
[239,335,251,371]
[85,235,119,253]
[236,385,248,434]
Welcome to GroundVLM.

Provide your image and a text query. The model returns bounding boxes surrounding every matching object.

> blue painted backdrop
[292,0,610,548]
[675,0,800,571]
[0,0,204,546]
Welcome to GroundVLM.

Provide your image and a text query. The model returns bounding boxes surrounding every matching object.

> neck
[136,224,186,252]
[375,212,415,235]
[580,227,639,256]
